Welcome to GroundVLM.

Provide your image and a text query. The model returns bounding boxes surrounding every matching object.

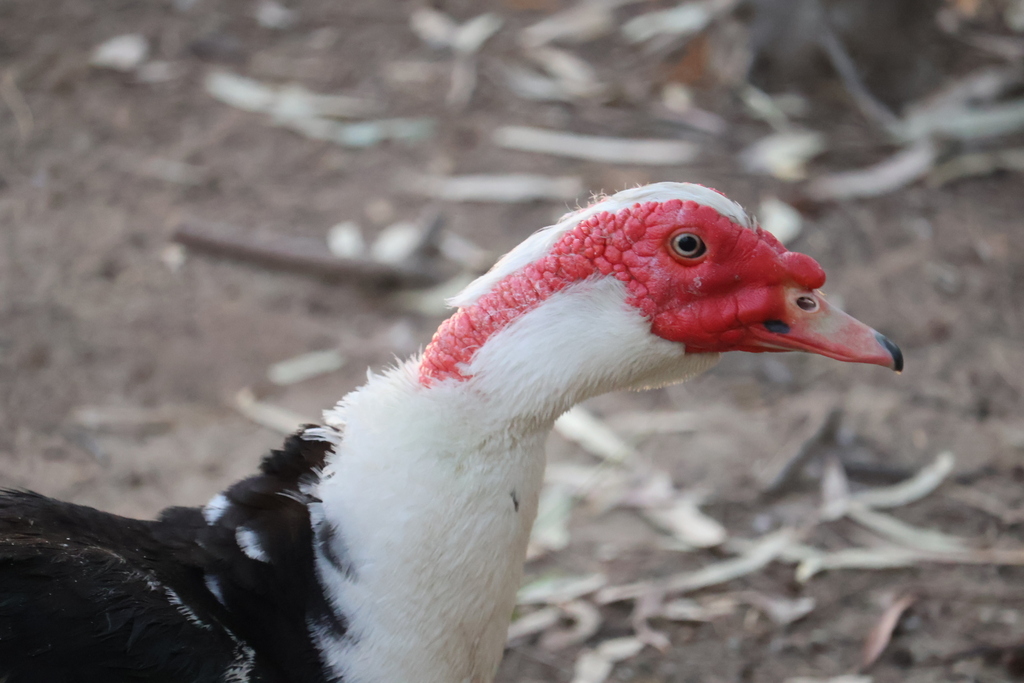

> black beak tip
[875,332,904,373]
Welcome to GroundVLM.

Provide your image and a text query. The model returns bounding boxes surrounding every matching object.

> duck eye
[670,232,706,259]
[796,295,818,311]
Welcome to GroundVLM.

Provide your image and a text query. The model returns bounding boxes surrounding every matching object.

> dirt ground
[2,1,1024,682]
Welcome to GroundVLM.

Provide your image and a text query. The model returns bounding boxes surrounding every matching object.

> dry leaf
[544,462,625,493]
[438,232,491,270]
[554,406,636,463]
[597,636,645,661]
[520,0,633,47]
[539,600,603,650]
[605,410,699,436]
[391,273,476,317]
[204,72,427,148]
[660,596,738,621]
[862,594,917,669]
[641,495,727,548]
[928,148,1024,186]
[656,83,728,135]
[410,9,502,54]
[404,173,584,203]
[91,34,149,72]
[71,405,178,436]
[370,221,421,264]
[327,221,365,259]
[598,528,796,602]
[279,116,434,148]
[126,157,206,185]
[851,452,955,509]
[946,486,1024,525]
[820,455,851,522]
[518,573,608,605]
[795,547,920,583]
[622,1,718,43]
[806,139,937,200]
[205,71,379,119]
[740,130,826,181]
[895,98,1024,142]
[451,14,503,54]
[572,635,647,683]
[902,65,1023,123]
[619,470,676,508]
[543,462,631,512]
[409,8,459,48]
[503,65,576,102]
[739,85,793,131]
[1008,0,1024,30]
[758,196,803,244]
[446,57,477,109]
[741,591,816,625]
[255,1,296,29]
[660,528,795,594]
[526,47,607,99]
[493,126,699,166]
[528,484,575,557]
[846,505,971,554]
[631,589,671,651]
[571,650,614,683]
[160,243,186,272]
[267,349,345,385]
[234,387,309,435]
[507,606,562,641]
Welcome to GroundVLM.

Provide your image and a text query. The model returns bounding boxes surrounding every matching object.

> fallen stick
[174,219,447,289]
[813,0,898,129]
[760,406,841,499]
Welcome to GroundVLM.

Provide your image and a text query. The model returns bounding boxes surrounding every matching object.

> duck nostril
[796,295,818,312]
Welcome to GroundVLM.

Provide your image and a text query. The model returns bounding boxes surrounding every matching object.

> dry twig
[174,220,446,289]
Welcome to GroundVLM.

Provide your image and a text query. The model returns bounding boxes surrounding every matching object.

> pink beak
[747,291,903,372]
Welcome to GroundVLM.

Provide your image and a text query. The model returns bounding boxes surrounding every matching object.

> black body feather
[0,428,343,683]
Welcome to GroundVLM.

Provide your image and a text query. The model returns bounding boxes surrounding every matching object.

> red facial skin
[420,197,899,385]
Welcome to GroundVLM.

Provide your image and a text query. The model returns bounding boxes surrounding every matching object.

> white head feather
[449,182,752,309]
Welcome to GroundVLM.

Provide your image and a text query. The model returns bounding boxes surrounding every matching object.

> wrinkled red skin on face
[632,204,825,353]
[419,198,825,384]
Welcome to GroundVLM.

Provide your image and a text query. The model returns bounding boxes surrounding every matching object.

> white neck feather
[308,277,719,683]
[463,277,721,424]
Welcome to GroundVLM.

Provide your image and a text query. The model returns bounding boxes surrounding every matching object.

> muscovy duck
[0,183,901,683]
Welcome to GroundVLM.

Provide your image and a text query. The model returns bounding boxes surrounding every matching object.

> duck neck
[420,277,720,429]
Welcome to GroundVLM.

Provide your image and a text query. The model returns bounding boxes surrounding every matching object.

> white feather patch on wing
[205,573,226,605]
[303,425,344,448]
[203,493,230,525]
[164,587,213,631]
[449,182,751,309]
[235,526,270,563]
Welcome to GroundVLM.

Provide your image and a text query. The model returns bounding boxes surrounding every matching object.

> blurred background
[1,0,1024,681]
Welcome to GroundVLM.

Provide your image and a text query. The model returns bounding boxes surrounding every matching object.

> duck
[0,182,901,683]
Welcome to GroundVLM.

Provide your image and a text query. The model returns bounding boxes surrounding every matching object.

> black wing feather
[0,427,345,683]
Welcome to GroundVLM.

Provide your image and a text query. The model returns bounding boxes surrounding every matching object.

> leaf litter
[861,594,918,670]
[514,396,1024,674]
[403,173,584,203]
[204,71,433,147]
[493,126,699,166]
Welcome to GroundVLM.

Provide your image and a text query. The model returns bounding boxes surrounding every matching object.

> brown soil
[2,1,1024,682]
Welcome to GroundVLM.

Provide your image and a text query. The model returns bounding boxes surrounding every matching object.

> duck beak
[747,291,903,372]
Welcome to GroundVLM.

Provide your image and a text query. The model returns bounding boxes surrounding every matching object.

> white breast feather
[311,279,720,683]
